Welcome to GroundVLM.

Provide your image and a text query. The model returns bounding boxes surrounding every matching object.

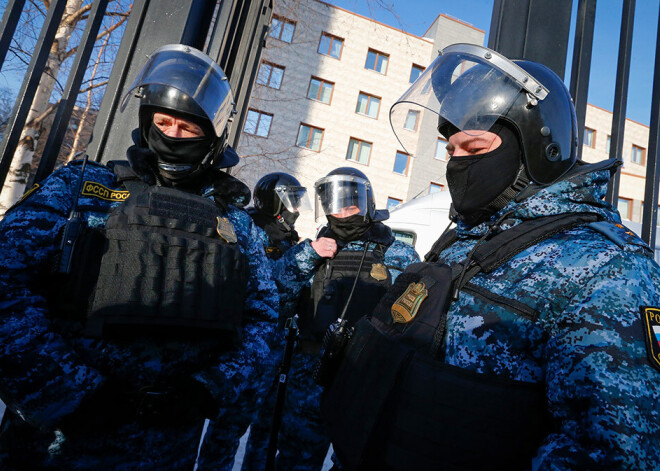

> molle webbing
[322,212,605,470]
[86,185,249,339]
[301,244,391,341]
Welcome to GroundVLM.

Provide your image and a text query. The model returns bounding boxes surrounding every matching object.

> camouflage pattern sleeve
[272,239,323,307]
[382,240,421,282]
[0,167,105,429]
[196,210,280,402]
[536,252,660,469]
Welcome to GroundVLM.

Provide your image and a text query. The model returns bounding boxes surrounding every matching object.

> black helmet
[121,44,239,180]
[253,172,309,216]
[314,167,388,222]
[391,43,578,185]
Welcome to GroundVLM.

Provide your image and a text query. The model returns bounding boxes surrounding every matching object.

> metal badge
[641,306,660,373]
[391,282,428,324]
[370,263,388,281]
[216,217,238,244]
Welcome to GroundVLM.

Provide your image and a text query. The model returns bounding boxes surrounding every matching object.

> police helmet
[390,44,578,185]
[253,172,310,216]
[121,44,239,174]
[314,167,389,222]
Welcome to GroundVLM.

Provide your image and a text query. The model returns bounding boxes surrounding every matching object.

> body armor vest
[299,224,394,343]
[321,213,602,471]
[84,184,249,339]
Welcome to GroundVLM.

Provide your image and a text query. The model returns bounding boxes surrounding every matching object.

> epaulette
[587,221,653,256]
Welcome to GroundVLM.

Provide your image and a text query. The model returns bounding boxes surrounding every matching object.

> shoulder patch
[641,306,660,373]
[81,181,129,202]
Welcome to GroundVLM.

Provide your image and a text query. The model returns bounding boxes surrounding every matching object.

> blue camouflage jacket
[0,160,279,430]
[437,165,660,469]
[273,223,421,315]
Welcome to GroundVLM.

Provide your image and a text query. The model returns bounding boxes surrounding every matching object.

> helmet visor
[314,175,369,222]
[121,44,234,138]
[275,186,311,213]
[390,43,548,153]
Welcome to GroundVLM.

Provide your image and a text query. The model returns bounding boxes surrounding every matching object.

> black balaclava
[326,214,371,242]
[280,208,299,228]
[146,117,215,185]
[445,121,523,226]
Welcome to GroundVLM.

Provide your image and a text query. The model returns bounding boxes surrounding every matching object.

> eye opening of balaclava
[445,119,526,226]
[146,110,217,185]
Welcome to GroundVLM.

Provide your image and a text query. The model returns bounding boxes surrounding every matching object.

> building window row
[244,115,412,175]
[584,127,647,166]
[269,17,424,82]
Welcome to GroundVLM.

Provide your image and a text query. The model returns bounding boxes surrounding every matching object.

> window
[346,138,372,165]
[387,197,402,210]
[584,128,596,148]
[307,77,334,104]
[296,124,324,151]
[244,109,273,137]
[393,151,410,175]
[429,182,444,194]
[409,64,425,83]
[632,145,645,165]
[435,138,448,160]
[365,48,389,74]
[256,62,285,89]
[318,33,343,59]
[356,92,381,118]
[270,16,295,43]
[403,110,420,131]
[606,135,611,154]
[392,230,416,246]
[618,197,632,220]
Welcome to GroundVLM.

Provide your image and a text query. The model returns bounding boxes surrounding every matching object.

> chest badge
[370,263,388,281]
[216,217,238,244]
[391,282,428,324]
[641,306,660,373]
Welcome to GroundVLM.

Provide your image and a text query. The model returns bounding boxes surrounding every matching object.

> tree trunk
[0,0,84,216]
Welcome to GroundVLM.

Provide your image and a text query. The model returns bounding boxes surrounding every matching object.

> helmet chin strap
[482,164,530,215]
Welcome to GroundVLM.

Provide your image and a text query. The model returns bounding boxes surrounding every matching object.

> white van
[384,190,453,259]
[385,191,660,264]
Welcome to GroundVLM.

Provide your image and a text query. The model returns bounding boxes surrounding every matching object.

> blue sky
[331,0,659,127]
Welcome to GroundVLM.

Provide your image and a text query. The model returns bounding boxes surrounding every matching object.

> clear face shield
[120,44,234,138]
[314,175,370,222]
[389,44,548,155]
[275,185,312,214]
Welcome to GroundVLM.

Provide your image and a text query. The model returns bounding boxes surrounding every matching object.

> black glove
[173,377,219,420]
[57,381,132,435]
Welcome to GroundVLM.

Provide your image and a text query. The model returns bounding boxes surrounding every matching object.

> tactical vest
[49,165,250,342]
[321,212,602,471]
[298,227,393,344]
[83,183,249,340]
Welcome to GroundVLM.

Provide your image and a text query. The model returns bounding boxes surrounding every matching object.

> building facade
[233,0,484,237]
[235,0,649,237]
[582,103,653,224]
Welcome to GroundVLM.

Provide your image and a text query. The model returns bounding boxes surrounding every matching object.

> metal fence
[0,0,658,251]
[0,0,272,190]
[490,0,659,250]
